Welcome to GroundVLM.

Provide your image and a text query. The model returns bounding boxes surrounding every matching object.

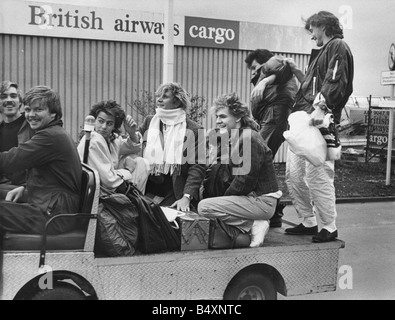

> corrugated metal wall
[0,34,163,140]
[0,33,309,162]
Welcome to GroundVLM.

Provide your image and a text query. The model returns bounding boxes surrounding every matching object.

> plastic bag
[283,111,327,166]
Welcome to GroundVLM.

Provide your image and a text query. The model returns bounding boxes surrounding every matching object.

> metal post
[386,85,395,185]
[163,0,174,83]
[386,108,394,185]
[366,95,372,163]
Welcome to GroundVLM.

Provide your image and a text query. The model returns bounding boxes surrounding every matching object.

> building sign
[349,106,395,149]
[184,16,240,50]
[367,109,395,148]
[0,0,310,53]
[381,71,395,86]
[0,0,185,45]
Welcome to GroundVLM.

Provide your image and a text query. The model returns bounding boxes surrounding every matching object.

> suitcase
[179,213,210,251]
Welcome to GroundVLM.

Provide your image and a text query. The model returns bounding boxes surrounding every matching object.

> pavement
[278,199,395,300]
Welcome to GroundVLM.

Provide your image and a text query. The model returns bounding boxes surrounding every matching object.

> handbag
[208,219,251,250]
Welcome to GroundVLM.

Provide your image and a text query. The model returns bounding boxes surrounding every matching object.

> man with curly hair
[77,100,150,194]
[199,93,282,247]
[284,11,354,242]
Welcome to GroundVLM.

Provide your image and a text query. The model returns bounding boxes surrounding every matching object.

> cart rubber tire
[224,272,277,300]
[31,282,86,300]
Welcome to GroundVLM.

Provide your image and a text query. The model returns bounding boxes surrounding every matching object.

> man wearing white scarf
[144,108,187,176]
[138,83,206,213]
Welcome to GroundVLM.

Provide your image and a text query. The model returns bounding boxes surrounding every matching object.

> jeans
[198,194,277,233]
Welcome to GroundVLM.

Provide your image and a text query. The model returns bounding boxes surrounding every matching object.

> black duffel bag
[124,183,181,254]
[95,193,139,257]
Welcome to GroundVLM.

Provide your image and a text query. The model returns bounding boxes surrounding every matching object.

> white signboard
[381,71,395,86]
[378,100,395,109]
[0,0,313,53]
[0,0,185,45]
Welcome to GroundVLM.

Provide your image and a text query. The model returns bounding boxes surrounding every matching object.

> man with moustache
[0,81,34,197]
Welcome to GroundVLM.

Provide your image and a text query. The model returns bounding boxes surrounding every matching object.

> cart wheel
[31,282,86,300]
[224,272,277,300]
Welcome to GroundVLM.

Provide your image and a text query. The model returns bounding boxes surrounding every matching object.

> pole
[386,108,394,185]
[386,84,395,185]
[366,95,372,163]
[163,0,174,83]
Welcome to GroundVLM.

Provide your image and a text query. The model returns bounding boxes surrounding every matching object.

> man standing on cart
[284,11,354,242]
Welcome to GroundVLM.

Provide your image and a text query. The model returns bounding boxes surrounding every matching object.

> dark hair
[89,100,126,135]
[245,49,274,69]
[0,80,23,104]
[304,11,344,39]
[212,92,259,131]
[23,86,62,120]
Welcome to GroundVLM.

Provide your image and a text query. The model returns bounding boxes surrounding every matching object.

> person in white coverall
[284,11,354,242]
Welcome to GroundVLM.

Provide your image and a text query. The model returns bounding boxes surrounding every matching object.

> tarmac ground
[279,200,395,300]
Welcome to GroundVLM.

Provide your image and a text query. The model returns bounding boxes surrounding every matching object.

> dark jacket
[0,113,34,185]
[293,36,354,124]
[0,119,82,232]
[251,64,298,124]
[208,127,279,197]
[139,115,206,201]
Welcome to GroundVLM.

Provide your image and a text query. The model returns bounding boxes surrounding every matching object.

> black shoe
[312,229,338,243]
[270,215,282,228]
[285,223,318,236]
[270,202,286,228]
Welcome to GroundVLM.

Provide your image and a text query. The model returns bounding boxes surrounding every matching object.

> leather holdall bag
[208,219,251,250]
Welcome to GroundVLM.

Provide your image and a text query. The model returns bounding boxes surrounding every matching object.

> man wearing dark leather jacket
[284,11,354,243]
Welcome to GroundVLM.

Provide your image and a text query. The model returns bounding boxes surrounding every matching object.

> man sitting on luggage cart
[199,93,282,248]
[0,81,34,198]
[0,85,82,237]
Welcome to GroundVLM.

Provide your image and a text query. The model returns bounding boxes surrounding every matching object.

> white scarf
[144,108,187,175]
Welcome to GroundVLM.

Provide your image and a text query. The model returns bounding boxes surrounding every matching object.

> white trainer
[249,220,270,248]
